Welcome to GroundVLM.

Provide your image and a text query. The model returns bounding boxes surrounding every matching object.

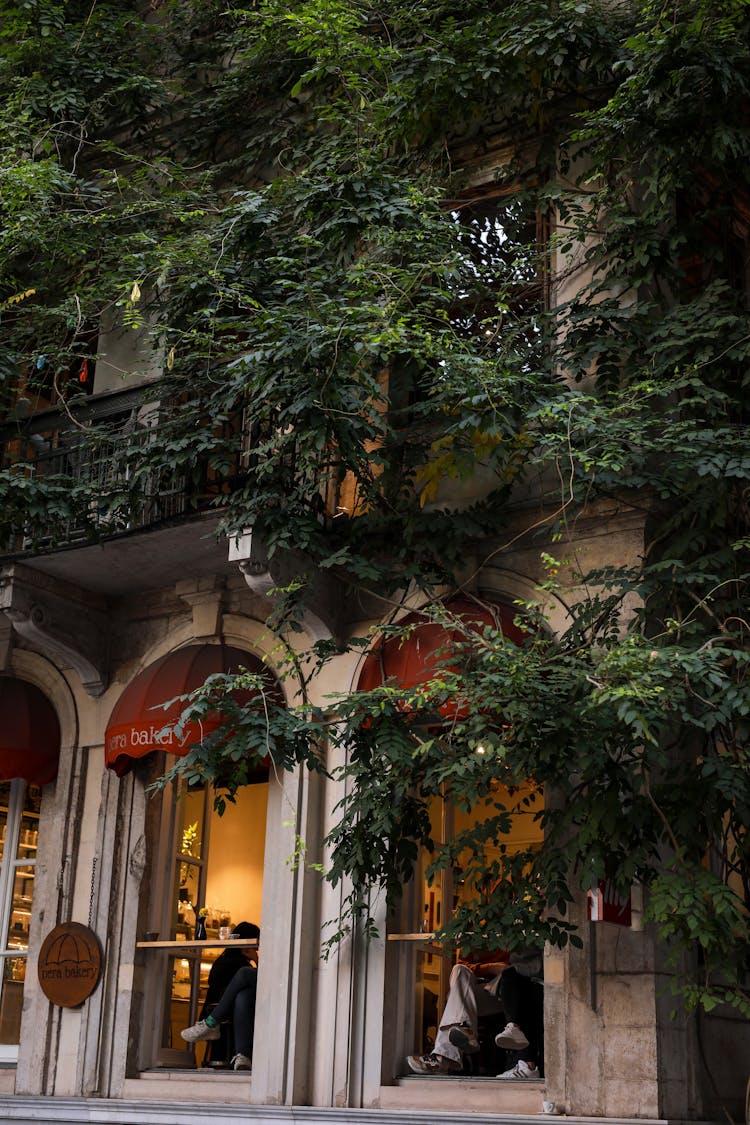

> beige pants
[433,964,503,1062]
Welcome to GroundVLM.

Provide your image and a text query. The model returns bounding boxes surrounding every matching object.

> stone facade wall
[0,494,735,1119]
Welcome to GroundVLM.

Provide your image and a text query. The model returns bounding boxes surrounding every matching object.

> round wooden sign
[37,922,102,1008]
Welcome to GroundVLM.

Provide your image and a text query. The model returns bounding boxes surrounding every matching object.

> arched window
[358,602,544,1073]
[104,644,278,1069]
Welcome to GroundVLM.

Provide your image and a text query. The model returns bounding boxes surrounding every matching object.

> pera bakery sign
[37,923,102,1008]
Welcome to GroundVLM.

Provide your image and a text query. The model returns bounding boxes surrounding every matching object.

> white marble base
[0,1094,688,1125]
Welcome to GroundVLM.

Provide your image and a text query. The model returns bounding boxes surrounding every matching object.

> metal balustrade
[1,386,347,557]
[0,388,218,554]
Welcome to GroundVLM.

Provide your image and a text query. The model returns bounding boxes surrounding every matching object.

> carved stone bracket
[0,564,110,697]
[228,529,343,642]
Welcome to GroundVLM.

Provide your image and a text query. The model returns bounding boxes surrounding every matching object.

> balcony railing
[1,380,359,558]
[0,386,230,554]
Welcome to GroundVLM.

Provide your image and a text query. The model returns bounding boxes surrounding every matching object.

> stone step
[123,1070,252,1103]
[380,1075,546,1116]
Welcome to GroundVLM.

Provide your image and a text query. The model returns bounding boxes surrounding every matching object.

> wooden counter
[136,939,259,950]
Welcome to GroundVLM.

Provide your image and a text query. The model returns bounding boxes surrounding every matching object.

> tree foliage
[2,0,750,1015]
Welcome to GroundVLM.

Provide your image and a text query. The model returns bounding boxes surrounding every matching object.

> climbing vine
[1,0,750,1014]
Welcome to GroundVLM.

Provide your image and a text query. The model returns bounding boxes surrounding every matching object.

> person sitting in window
[406,947,543,1079]
[181,921,259,1071]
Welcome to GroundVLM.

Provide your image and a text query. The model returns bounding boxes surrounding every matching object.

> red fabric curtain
[0,677,60,785]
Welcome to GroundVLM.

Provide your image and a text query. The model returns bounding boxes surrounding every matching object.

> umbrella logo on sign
[38,923,102,1008]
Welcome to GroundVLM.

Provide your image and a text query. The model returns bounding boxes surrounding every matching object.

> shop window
[412,782,543,1061]
[143,773,269,1069]
[0,781,40,1059]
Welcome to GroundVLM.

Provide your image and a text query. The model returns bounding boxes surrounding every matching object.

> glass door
[145,776,269,1068]
[160,784,211,1060]
[390,779,545,1060]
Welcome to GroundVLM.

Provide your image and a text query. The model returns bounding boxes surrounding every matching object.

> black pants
[499,966,543,1072]
[210,965,258,1058]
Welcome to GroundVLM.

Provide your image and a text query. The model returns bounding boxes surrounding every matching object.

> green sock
[205,1015,217,1027]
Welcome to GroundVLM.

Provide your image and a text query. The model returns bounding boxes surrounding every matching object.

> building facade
[0,50,748,1124]
[0,423,745,1123]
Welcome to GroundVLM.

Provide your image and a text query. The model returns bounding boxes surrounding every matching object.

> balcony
[0,384,252,599]
[0,383,354,603]
[0,385,235,558]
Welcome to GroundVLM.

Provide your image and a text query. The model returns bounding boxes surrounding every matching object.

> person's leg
[499,965,524,1024]
[231,971,257,1058]
[209,965,257,1025]
[182,965,259,1048]
[497,967,539,1067]
[433,965,502,1063]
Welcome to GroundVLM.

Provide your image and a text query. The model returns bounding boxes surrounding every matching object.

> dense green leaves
[2,0,750,1013]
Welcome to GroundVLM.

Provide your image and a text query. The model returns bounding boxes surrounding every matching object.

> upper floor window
[449,193,548,364]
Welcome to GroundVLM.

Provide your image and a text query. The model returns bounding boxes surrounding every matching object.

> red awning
[105,644,277,777]
[357,597,525,719]
[0,677,60,785]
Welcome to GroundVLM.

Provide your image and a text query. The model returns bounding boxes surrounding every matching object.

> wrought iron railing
[0,386,229,554]
[1,384,350,556]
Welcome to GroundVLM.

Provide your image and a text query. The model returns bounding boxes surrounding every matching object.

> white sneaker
[232,1053,252,1070]
[406,1052,462,1075]
[180,1018,220,1042]
[494,1021,530,1050]
[497,1059,540,1080]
